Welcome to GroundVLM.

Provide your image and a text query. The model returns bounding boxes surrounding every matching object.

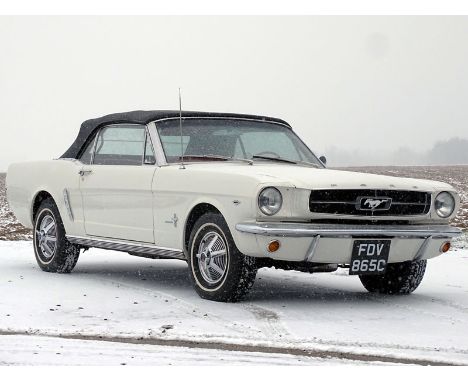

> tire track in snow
[409,294,468,314]
[291,277,468,325]
[77,272,261,338]
[243,304,292,341]
[311,338,468,358]
[0,330,459,366]
[363,293,468,324]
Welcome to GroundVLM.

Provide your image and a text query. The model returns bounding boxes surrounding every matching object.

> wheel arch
[31,190,56,222]
[183,202,223,254]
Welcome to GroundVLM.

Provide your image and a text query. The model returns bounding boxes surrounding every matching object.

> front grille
[309,189,431,216]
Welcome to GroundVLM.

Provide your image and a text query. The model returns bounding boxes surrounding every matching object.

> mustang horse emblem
[364,199,385,209]
[359,197,392,210]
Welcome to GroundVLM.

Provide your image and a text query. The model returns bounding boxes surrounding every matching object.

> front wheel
[359,260,427,295]
[33,198,80,273]
[188,213,257,302]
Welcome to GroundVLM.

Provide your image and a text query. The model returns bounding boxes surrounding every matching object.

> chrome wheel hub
[196,231,228,284]
[36,214,57,259]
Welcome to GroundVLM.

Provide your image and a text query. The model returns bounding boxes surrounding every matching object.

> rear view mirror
[319,155,327,166]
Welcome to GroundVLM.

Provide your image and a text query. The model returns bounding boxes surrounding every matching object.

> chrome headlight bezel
[258,187,283,216]
[434,191,455,218]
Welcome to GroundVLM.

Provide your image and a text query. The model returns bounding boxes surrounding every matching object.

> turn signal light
[440,242,451,253]
[267,240,281,253]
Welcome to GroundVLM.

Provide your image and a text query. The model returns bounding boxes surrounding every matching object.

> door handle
[79,169,93,176]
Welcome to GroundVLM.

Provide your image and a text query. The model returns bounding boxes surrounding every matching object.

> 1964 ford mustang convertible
[6,110,462,301]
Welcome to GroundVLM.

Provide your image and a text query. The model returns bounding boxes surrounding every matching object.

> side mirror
[319,155,327,166]
[144,156,157,165]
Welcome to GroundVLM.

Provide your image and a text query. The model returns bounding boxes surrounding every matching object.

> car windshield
[155,119,323,166]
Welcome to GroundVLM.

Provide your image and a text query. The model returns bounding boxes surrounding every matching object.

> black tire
[359,260,427,295]
[33,198,80,273]
[188,213,257,302]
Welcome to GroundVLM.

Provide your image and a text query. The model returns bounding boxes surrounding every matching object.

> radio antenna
[178,88,185,169]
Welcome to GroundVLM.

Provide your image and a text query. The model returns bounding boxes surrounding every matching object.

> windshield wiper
[182,154,228,161]
[252,155,320,168]
[252,155,298,164]
[180,155,253,165]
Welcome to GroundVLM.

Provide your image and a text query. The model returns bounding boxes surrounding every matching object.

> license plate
[349,239,390,275]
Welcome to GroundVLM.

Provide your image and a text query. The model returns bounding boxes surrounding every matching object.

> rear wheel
[359,260,427,295]
[33,198,80,273]
[188,213,257,302]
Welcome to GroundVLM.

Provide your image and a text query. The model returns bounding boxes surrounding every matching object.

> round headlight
[258,187,283,216]
[434,192,455,218]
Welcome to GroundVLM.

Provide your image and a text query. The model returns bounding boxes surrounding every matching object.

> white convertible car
[6,110,462,301]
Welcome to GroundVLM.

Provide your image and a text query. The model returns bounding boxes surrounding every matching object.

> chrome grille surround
[309,189,431,216]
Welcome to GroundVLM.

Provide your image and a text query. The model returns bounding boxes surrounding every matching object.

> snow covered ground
[1,241,468,365]
[1,334,366,366]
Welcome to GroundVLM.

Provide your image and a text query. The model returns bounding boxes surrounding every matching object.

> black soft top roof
[60,110,291,159]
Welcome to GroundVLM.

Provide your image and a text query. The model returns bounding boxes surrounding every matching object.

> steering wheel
[254,151,280,158]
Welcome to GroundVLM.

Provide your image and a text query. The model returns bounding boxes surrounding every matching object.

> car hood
[185,162,454,192]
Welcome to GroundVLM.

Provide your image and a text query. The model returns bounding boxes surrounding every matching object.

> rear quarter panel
[6,160,85,236]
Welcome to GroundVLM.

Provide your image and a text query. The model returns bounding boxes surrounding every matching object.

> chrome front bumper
[236,222,462,239]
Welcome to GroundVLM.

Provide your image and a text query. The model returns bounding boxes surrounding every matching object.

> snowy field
[0,174,31,241]
[1,241,468,365]
[340,166,468,230]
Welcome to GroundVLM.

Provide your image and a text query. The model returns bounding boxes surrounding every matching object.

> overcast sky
[1,16,468,171]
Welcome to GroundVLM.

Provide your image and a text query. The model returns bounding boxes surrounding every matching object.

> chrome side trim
[90,131,98,165]
[66,235,185,260]
[63,189,74,221]
[147,121,168,166]
[413,236,433,261]
[305,235,320,262]
[142,125,156,165]
[236,222,462,239]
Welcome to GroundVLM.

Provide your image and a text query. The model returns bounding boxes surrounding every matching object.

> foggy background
[1,16,467,171]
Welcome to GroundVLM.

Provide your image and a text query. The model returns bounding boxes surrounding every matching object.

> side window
[144,133,156,164]
[79,135,96,165]
[93,124,146,166]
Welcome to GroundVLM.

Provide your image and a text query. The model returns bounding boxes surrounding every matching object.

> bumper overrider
[235,222,462,263]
